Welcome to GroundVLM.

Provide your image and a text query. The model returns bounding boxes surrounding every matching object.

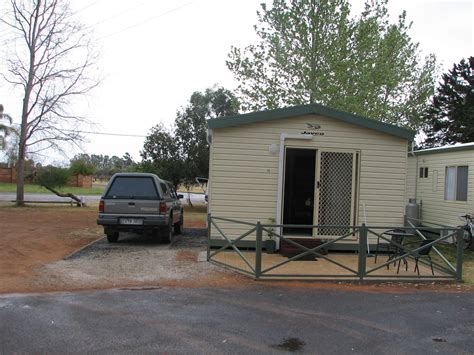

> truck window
[105,177,159,199]
[160,182,171,198]
[168,184,177,199]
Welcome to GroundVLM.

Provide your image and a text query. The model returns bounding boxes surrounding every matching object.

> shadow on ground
[65,228,208,260]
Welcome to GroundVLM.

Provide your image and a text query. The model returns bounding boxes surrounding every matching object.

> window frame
[160,182,171,198]
[419,167,429,179]
[444,165,468,202]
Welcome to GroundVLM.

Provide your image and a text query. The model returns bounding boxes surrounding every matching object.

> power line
[8,124,147,138]
[76,0,103,14]
[99,1,193,40]
[87,2,148,28]
[62,129,147,138]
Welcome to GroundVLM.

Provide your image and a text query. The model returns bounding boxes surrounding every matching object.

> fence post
[456,228,464,282]
[255,221,262,280]
[207,213,212,261]
[358,224,367,281]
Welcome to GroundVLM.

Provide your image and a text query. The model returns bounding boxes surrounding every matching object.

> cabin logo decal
[302,123,325,136]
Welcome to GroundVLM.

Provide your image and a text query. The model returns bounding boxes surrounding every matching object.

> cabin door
[282,148,358,237]
[282,148,317,236]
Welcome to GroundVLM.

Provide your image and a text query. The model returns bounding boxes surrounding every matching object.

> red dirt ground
[0,205,471,294]
[0,206,102,293]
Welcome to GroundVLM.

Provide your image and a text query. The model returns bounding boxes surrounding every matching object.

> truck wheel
[162,218,173,243]
[106,231,119,243]
[174,213,183,235]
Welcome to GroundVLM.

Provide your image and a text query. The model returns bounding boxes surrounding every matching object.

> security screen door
[315,151,357,237]
[282,148,357,237]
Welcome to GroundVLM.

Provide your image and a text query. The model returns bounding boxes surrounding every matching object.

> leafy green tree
[175,87,240,186]
[422,57,474,147]
[227,0,436,128]
[70,153,137,179]
[70,159,96,176]
[141,87,240,188]
[141,123,184,186]
[0,104,15,151]
[121,153,135,169]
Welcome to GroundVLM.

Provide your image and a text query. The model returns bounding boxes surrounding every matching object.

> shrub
[36,166,71,188]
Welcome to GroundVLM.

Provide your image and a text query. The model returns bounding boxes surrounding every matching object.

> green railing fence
[207,214,465,281]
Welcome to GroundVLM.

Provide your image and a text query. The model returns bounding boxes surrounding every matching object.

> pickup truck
[97,173,183,243]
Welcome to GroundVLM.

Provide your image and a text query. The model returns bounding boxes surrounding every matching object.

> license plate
[119,218,143,225]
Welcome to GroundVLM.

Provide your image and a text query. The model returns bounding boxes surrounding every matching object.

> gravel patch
[65,228,208,260]
[41,228,218,288]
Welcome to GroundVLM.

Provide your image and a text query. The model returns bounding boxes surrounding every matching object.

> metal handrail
[207,215,464,281]
[405,219,456,272]
[209,218,256,273]
[365,230,457,276]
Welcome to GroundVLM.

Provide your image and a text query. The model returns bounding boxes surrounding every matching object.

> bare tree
[1,0,99,206]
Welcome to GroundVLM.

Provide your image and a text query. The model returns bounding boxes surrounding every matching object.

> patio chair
[374,229,407,269]
[413,239,435,276]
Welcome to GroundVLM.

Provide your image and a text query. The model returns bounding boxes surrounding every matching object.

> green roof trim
[207,103,415,140]
[411,143,474,156]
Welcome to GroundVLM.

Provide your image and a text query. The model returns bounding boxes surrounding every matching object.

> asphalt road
[1,286,473,354]
[0,192,205,205]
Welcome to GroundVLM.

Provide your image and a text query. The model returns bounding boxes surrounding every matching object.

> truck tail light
[159,201,167,214]
[99,200,104,213]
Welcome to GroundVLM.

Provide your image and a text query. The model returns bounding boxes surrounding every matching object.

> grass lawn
[0,182,104,195]
[0,182,205,196]
[400,233,474,284]
[433,243,474,284]
[183,204,207,227]
[177,184,206,194]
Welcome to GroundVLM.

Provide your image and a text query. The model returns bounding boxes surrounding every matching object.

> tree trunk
[16,112,29,207]
[16,115,28,206]
[15,1,38,207]
[15,155,25,207]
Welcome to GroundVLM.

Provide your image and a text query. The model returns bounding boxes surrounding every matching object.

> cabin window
[419,167,428,178]
[445,166,468,201]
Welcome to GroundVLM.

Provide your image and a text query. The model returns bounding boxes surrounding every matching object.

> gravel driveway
[39,228,226,290]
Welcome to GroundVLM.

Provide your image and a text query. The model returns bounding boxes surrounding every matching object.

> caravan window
[445,166,468,201]
[419,167,428,178]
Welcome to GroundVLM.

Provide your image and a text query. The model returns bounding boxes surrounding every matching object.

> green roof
[412,142,474,156]
[207,103,415,140]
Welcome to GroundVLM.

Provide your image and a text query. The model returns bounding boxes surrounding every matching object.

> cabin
[406,143,474,228]
[206,103,415,250]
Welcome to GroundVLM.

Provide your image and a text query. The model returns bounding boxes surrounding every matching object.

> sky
[0,0,473,165]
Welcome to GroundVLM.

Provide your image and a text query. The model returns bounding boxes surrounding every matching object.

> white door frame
[275,134,313,249]
[278,144,360,244]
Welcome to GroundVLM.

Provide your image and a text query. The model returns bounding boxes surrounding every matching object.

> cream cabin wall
[408,150,474,227]
[208,114,408,242]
